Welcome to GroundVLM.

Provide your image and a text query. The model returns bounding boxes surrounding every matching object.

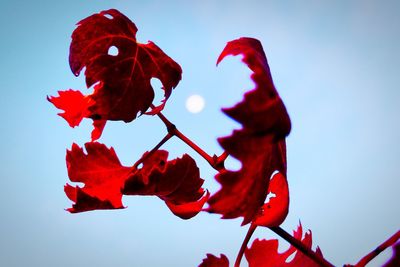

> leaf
[65,143,207,218]
[49,9,182,140]
[198,254,229,267]
[245,224,323,267]
[253,172,289,227]
[383,241,400,267]
[47,90,88,128]
[65,142,131,212]
[208,37,291,225]
[123,150,208,219]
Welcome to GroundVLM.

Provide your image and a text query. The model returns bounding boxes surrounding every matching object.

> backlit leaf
[65,143,207,219]
[49,9,182,140]
[253,172,289,227]
[245,224,323,267]
[123,150,208,219]
[198,254,229,267]
[383,241,400,267]
[65,142,130,212]
[208,37,291,225]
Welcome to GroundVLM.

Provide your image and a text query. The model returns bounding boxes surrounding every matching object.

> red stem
[155,109,331,267]
[234,223,257,267]
[155,110,226,171]
[218,151,229,163]
[131,132,173,170]
[269,226,335,267]
[154,109,334,267]
[353,230,400,267]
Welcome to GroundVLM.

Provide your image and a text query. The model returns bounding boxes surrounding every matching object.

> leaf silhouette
[199,225,321,267]
[198,254,229,267]
[48,9,182,140]
[245,224,323,267]
[47,90,88,128]
[208,37,291,225]
[65,143,207,218]
[65,142,130,212]
[383,241,400,267]
[123,150,209,219]
[253,172,289,227]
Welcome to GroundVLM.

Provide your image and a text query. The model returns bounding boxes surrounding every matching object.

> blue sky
[0,0,399,266]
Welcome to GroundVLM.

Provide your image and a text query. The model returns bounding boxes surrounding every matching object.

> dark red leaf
[47,90,88,128]
[245,224,323,267]
[165,191,210,220]
[65,142,131,212]
[383,241,400,267]
[65,143,207,218]
[49,9,182,140]
[198,254,229,267]
[253,172,289,227]
[47,90,107,141]
[123,151,208,219]
[208,37,291,225]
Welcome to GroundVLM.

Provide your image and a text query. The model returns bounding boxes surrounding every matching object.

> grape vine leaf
[253,172,289,227]
[198,254,229,267]
[199,224,322,267]
[245,224,323,267]
[65,143,207,219]
[123,150,209,219]
[48,9,182,140]
[47,90,88,128]
[65,142,130,212]
[383,241,400,267]
[208,37,291,225]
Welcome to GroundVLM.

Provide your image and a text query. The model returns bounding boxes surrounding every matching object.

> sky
[0,0,399,266]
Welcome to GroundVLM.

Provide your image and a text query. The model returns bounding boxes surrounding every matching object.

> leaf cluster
[49,9,399,267]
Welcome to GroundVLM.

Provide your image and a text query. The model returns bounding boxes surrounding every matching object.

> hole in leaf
[224,155,242,171]
[265,171,280,203]
[104,14,113,19]
[108,46,119,56]
[265,192,276,203]
[137,163,143,169]
[285,251,296,263]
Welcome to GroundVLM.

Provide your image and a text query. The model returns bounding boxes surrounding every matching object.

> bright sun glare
[185,94,205,113]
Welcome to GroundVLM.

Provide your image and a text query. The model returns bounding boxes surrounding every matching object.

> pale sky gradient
[0,1,399,266]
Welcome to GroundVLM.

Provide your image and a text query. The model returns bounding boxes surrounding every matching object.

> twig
[353,230,400,267]
[131,132,173,170]
[154,108,226,171]
[234,223,257,267]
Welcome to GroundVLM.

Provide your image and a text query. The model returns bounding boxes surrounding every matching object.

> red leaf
[198,254,229,267]
[47,90,88,127]
[245,224,323,267]
[208,37,291,225]
[65,142,131,212]
[165,191,210,220]
[65,144,207,218]
[123,151,208,219]
[383,241,400,267]
[253,172,289,227]
[49,9,182,140]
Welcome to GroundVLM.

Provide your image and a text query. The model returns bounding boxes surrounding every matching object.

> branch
[269,226,335,267]
[131,132,173,170]
[234,224,257,267]
[353,230,400,267]
[154,109,226,171]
